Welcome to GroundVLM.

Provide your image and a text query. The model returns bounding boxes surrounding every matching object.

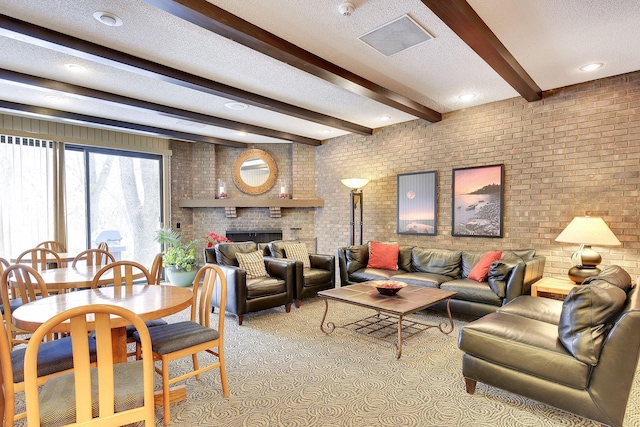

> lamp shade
[341,178,370,190]
[555,216,621,246]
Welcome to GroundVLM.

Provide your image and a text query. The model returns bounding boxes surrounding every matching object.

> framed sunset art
[452,164,504,237]
[397,171,437,235]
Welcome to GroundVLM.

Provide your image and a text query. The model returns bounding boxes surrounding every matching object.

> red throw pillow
[468,251,503,282]
[367,241,400,270]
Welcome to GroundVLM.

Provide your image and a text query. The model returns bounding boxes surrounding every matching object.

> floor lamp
[341,178,370,245]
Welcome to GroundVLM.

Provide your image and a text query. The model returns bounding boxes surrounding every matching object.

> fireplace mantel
[178,198,324,218]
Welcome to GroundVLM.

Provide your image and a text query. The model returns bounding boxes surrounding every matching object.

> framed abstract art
[452,164,504,237]
[397,171,437,235]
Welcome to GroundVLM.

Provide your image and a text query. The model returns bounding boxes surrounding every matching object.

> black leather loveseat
[458,266,640,427]
[338,244,545,317]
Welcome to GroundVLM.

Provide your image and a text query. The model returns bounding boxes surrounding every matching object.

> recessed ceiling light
[225,102,249,110]
[579,62,604,72]
[459,93,476,101]
[236,132,248,136]
[380,116,391,121]
[93,11,123,27]
[64,63,86,72]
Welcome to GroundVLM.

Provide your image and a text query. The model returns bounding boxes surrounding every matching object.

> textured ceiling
[0,0,638,145]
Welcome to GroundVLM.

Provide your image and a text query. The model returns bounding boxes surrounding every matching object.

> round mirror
[232,149,278,195]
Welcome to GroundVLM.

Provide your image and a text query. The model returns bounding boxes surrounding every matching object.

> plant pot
[165,265,198,287]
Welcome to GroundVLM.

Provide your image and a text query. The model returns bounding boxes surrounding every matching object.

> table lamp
[555,216,621,283]
[341,178,370,245]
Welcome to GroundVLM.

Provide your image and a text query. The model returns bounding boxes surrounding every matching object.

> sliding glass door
[66,146,163,267]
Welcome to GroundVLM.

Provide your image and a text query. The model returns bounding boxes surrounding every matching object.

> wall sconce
[555,216,621,283]
[341,178,370,245]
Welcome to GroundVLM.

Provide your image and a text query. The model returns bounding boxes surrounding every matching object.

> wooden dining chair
[150,253,163,285]
[71,249,115,268]
[15,248,63,271]
[36,240,66,253]
[91,260,167,354]
[1,264,49,347]
[97,242,109,252]
[0,257,21,315]
[134,263,229,425]
[23,304,155,427]
[0,312,97,427]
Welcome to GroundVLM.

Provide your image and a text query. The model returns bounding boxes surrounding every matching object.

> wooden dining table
[8,265,145,291]
[12,284,193,362]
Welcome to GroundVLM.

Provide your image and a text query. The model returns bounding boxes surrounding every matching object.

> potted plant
[154,227,203,287]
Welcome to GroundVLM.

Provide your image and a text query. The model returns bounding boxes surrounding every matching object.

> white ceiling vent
[359,15,434,57]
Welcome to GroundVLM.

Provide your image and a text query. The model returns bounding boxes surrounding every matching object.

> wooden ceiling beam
[0,100,247,148]
[0,14,371,136]
[141,0,443,123]
[0,69,321,146]
[420,0,541,102]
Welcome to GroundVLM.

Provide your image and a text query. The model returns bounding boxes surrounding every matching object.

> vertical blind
[0,135,66,257]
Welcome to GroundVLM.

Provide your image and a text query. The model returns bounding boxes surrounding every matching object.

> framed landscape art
[397,171,437,235]
[452,164,504,237]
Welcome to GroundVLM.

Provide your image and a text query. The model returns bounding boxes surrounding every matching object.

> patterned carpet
[12,292,640,426]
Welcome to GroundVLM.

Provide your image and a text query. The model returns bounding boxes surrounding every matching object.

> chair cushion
[582,265,633,293]
[134,321,220,355]
[468,251,502,282]
[366,241,399,270]
[0,298,23,315]
[302,268,332,287]
[215,241,258,266]
[125,319,168,337]
[246,277,287,299]
[558,281,627,365]
[11,336,97,383]
[38,361,144,426]
[284,243,311,268]
[236,250,268,279]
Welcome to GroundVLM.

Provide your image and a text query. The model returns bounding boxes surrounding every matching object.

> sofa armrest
[310,254,334,272]
[210,264,247,313]
[337,247,349,286]
[522,255,546,294]
[264,257,295,299]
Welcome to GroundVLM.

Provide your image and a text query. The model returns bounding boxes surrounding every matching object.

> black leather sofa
[458,266,640,427]
[262,240,335,308]
[204,242,295,325]
[338,244,545,317]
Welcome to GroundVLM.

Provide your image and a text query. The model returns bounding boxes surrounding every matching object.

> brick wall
[316,71,640,279]
[171,142,317,259]
[171,71,639,279]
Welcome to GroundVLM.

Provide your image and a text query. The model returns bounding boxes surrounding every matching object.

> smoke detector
[339,2,355,16]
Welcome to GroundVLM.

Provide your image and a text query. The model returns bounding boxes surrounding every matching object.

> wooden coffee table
[318,283,456,359]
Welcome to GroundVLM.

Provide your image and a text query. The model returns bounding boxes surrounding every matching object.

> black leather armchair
[204,241,294,325]
[263,240,335,308]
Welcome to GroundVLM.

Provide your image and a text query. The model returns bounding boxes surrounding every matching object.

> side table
[531,277,577,299]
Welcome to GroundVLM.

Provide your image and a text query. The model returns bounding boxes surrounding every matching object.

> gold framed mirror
[232,149,278,195]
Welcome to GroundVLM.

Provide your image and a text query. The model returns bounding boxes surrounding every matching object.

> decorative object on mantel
[204,232,231,248]
[218,179,227,199]
[555,216,621,283]
[278,179,289,199]
[232,148,278,195]
[341,178,370,245]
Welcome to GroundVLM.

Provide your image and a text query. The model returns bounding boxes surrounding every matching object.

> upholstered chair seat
[204,241,294,325]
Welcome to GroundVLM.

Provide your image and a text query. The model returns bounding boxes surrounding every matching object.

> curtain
[52,141,67,249]
[0,135,54,257]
